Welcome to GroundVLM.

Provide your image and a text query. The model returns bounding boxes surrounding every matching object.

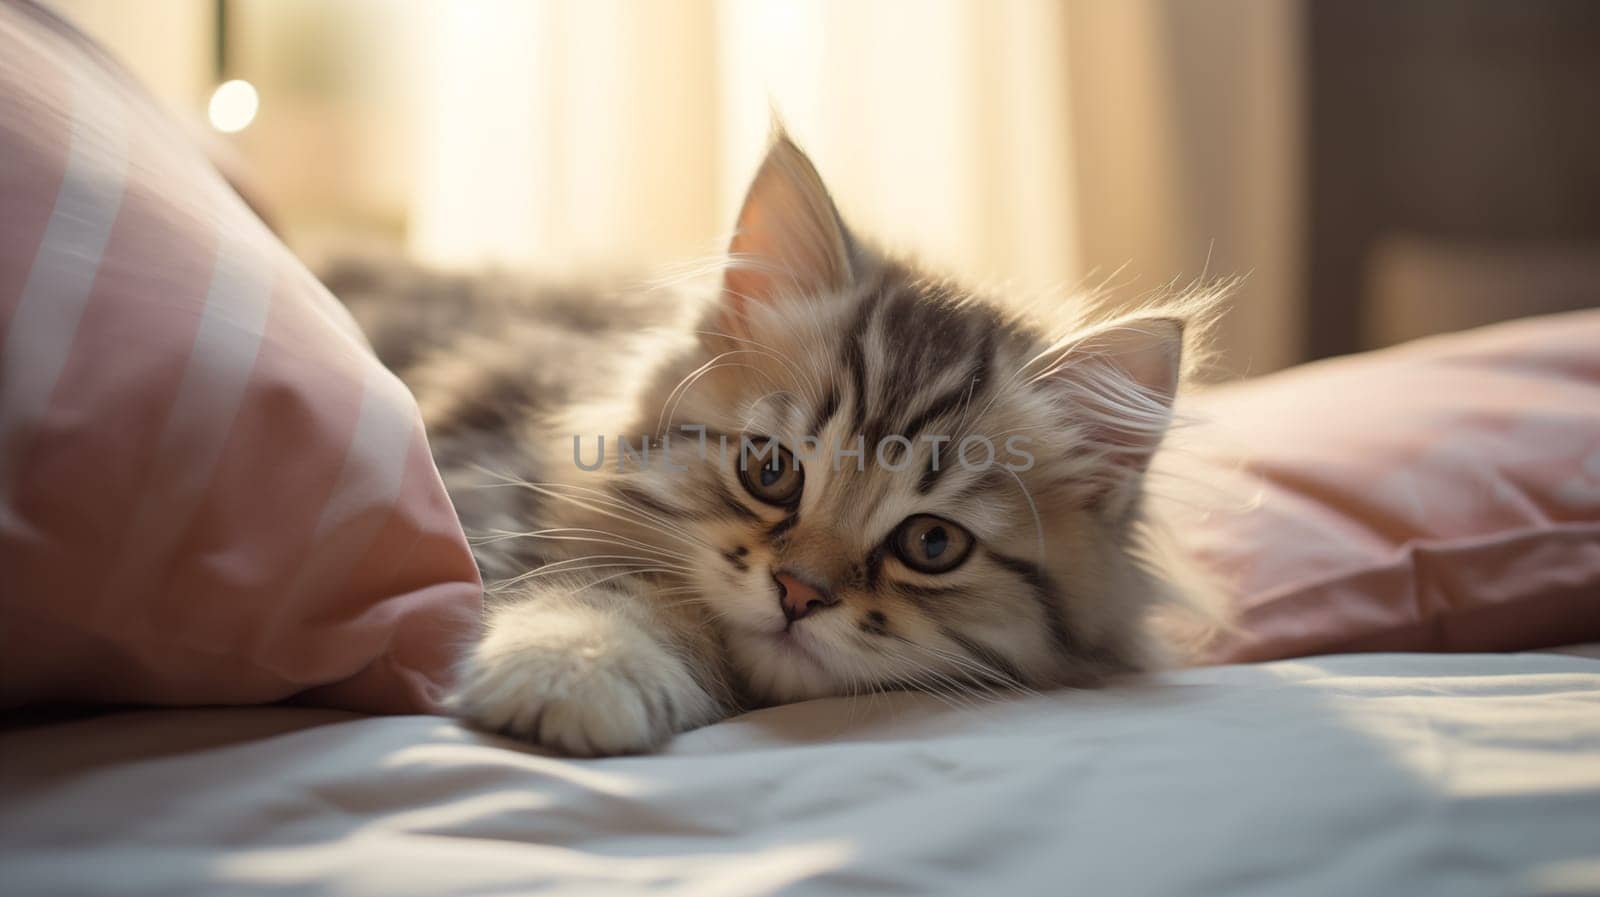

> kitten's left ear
[1068,316,1184,402]
[1039,315,1185,480]
[718,135,854,336]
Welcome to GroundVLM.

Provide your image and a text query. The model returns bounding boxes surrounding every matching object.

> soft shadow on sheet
[2,654,1598,897]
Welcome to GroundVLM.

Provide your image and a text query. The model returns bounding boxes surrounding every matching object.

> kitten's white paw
[450,601,717,756]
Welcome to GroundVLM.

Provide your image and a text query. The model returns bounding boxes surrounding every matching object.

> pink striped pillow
[0,1,481,714]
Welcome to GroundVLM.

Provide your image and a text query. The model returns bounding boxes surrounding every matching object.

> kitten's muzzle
[773,569,838,622]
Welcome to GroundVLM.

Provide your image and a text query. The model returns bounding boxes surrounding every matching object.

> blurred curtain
[45,0,214,108]
[409,1,723,277]
[1066,0,1305,375]
[58,0,1305,375]
[408,0,1300,375]
[409,0,1080,300]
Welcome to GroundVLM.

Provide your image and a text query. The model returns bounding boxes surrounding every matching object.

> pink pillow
[1176,310,1600,662]
[0,1,481,713]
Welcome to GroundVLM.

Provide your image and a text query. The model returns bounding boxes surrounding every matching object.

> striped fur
[329,136,1221,755]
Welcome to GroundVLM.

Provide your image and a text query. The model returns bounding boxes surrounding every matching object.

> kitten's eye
[738,438,804,506]
[890,514,974,574]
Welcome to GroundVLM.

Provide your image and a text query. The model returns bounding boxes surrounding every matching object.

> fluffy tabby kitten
[328,135,1216,756]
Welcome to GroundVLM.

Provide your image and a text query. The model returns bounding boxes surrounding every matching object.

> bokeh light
[208,79,259,133]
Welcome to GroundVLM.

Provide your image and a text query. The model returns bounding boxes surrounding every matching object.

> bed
[5,4,1600,894]
[5,650,1599,896]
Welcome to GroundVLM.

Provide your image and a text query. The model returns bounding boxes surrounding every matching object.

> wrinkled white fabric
[4,652,1598,897]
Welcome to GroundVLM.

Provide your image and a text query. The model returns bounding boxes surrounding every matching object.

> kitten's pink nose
[774,570,837,622]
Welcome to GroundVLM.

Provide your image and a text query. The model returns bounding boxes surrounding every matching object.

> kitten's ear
[719,135,853,334]
[1041,315,1185,480]
[1068,316,1185,404]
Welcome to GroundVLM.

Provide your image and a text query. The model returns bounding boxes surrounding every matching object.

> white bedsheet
[4,652,1599,897]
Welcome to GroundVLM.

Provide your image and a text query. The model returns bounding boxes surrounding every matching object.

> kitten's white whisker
[691,329,822,411]
[878,638,1014,713]
[563,567,686,598]
[662,360,783,432]
[520,553,693,575]
[655,349,741,435]
[470,479,710,547]
[497,478,716,553]
[492,557,688,591]
[875,645,982,713]
[1003,467,1048,563]
[897,638,1043,699]
[474,526,696,565]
